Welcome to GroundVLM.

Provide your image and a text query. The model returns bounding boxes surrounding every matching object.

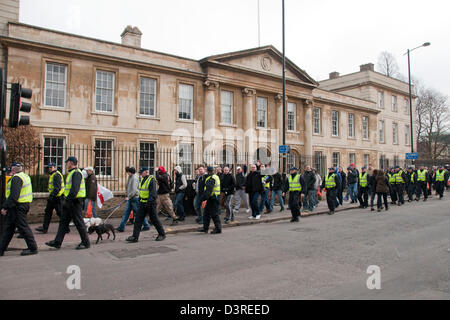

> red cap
[158,166,166,174]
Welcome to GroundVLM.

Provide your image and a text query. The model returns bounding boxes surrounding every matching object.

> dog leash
[102,199,127,224]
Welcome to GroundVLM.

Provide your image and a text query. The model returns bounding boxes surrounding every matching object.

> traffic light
[9,83,32,127]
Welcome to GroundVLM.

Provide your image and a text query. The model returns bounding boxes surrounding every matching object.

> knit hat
[158,166,166,174]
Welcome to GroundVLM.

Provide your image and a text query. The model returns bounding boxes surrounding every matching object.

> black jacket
[66,168,82,201]
[283,173,306,194]
[302,170,316,193]
[347,170,358,185]
[245,171,264,194]
[2,175,23,210]
[321,173,341,190]
[85,173,98,201]
[221,173,236,195]
[200,174,218,202]
[235,172,246,190]
[271,173,283,191]
[155,171,172,195]
[339,171,347,189]
[49,170,63,199]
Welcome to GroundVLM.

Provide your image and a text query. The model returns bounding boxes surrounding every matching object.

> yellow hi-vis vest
[64,168,86,198]
[388,173,396,184]
[359,172,368,187]
[417,170,427,182]
[325,174,337,189]
[6,172,33,203]
[205,174,221,197]
[262,176,270,189]
[288,174,302,192]
[139,176,154,203]
[49,170,65,197]
[395,170,405,184]
[436,171,445,182]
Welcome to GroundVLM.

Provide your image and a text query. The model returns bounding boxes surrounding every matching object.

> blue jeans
[175,192,186,218]
[250,192,261,217]
[346,183,358,202]
[270,189,285,210]
[194,194,203,223]
[118,197,149,231]
[305,189,316,211]
[259,189,272,212]
[84,199,97,218]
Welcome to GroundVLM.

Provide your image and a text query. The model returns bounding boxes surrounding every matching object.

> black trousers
[436,182,445,198]
[376,193,388,209]
[289,191,301,219]
[326,188,337,212]
[203,197,222,232]
[358,187,369,207]
[133,202,165,239]
[389,185,397,203]
[415,181,428,199]
[54,198,90,246]
[407,184,416,201]
[395,184,405,204]
[0,203,37,253]
[42,196,63,231]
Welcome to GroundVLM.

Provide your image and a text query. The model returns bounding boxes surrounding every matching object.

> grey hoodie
[127,173,140,199]
[174,165,187,192]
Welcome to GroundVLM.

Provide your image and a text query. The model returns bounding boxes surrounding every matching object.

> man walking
[245,164,263,220]
[84,166,98,218]
[387,167,398,204]
[35,163,66,234]
[0,162,38,256]
[302,165,316,212]
[270,169,285,212]
[345,166,358,203]
[46,157,90,250]
[126,167,166,242]
[283,167,305,222]
[156,166,179,225]
[259,164,273,214]
[358,166,369,208]
[233,166,250,214]
[434,165,448,199]
[321,167,341,215]
[173,166,187,221]
[394,166,406,206]
[222,167,236,223]
[197,166,222,234]
[194,165,205,224]
[406,167,416,202]
[415,165,429,201]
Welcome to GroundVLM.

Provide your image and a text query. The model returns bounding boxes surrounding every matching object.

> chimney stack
[329,72,340,79]
[360,63,374,72]
[121,25,142,48]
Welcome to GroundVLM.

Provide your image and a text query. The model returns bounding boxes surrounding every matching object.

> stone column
[203,79,219,140]
[242,88,256,162]
[304,99,313,156]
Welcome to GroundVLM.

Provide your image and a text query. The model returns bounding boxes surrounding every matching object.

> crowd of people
[0,156,448,257]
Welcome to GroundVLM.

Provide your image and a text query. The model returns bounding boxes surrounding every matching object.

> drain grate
[108,246,177,259]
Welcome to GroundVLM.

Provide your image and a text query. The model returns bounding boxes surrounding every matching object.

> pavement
[7,197,359,251]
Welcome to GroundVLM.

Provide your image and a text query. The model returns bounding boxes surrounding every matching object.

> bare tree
[2,120,39,168]
[377,51,402,79]
[415,83,450,161]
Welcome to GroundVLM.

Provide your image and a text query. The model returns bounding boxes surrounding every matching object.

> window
[364,154,370,168]
[140,77,156,116]
[379,120,385,143]
[221,90,233,124]
[257,97,268,128]
[139,142,155,174]
[379,155,387,170]
[179,84,194,120]
[405,125,410,146]
[332,152,340,167]
[313,108,321,134]
[314,151,323,175]
[362,116,369,140]
[220,147,235,167]
[332,111,339,136]
[394,156,399,167]
[404,98,410,114]
[95,70,115,112]
[392,95,398,112]
[177,143,193,177]
[348,113,355,138]
[378,91,384,109]
[287,102,296,131]
[349,153,356,165]
[287,153,298,171]
[45,62,67,108]
[43,137,65,171]
[393,122,398,144]
[94,139,113,176]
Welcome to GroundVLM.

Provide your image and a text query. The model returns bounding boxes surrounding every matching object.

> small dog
[88,223,116,244]
[84,217,103,228]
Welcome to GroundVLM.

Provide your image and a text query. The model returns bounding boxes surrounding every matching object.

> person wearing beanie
[155,166,179,225]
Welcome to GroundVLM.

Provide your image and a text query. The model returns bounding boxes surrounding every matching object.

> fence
[379,157,450,171]
[5,143,327,193]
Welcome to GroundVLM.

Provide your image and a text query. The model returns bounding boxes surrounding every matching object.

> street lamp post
[282,0,286,174]
[406,42,430,165]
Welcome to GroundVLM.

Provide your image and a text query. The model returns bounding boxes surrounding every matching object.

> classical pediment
[200,45,317,86]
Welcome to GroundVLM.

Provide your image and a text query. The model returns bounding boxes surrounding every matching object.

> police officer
[282,167,305,222]
[358,166,369,208]
[45,157,90,250]
[415,165,429,201]
[394,166,407,206]
[197,166,222,233]
[0,162,38,256]
[321,167,340,215]
[36,163,67,234]
[406,166,416,202]
[386,167,397,205]
[126,167,166,242]
[434,165,448,199]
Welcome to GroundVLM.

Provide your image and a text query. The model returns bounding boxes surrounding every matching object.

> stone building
[0,1,415,183]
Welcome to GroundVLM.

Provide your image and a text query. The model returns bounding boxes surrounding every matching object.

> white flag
[97,183,113,208]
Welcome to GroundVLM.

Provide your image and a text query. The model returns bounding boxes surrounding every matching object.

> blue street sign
[406,152,419,160]
[279,145,290,154]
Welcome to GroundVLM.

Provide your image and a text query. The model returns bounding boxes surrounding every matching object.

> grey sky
[20,0,450,97]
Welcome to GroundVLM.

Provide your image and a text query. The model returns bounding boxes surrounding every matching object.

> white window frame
[332,152,340,167]
[95,70,115,113]
[139,142,156,175]
[349,153,356,165]
[44,62,67,108]
[332,110,339,137]
[220,90,233,124]
[392,95,398,112]
[348,113,355,138]
[257,97,268,128]
[378,91,384,109]
[94,139,114,177]
[364,154,370,168]
[43,137,66,172]
[178,83,194,121]
[139,77,157,117]
[177,143,193,177]
[379,120,385,143]
[362,116,369,140]
[393,122,398,145]
[287,102,296,131]
[404,98,410,114]
[405,125,410,146]
[313,107,321,134]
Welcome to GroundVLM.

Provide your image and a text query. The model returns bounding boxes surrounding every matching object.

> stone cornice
[203,79,219,91]
[313,95,380,114]
[329,81,417,99]
[242,88,257,97]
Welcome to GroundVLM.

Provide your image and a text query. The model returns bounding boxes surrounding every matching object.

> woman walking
[375,169,389,212]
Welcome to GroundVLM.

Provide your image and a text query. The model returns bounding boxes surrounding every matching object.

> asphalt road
[1,196,450,300]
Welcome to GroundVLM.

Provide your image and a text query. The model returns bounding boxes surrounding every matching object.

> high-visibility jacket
[435,171,445,182]
[325,174,337,189]
[48,170,65,197]
[395,170,405,184]
[139,176,154,203]
[64,168,86,198]
[417,170,427,182]
[387,173,396,184]
[6,172,33,203]
[288,174,302,192]
[359,172,368,187]
[262,176,270,189]
[409,172,416,184]
[205,174,221,197]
